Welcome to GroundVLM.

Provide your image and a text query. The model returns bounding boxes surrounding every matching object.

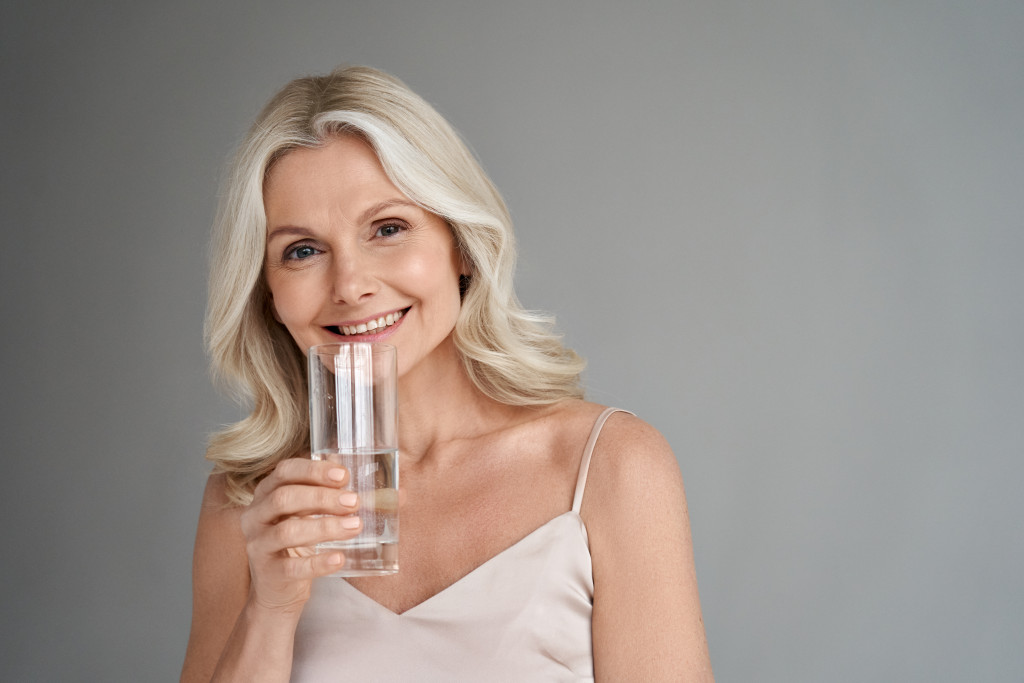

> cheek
[266,276,318,327]
[399,245,461,299]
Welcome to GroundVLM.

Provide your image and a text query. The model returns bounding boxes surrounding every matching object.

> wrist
[210,599,303,682]
[245,596,307,626]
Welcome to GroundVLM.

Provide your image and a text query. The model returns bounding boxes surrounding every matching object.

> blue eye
[285,244,320,260]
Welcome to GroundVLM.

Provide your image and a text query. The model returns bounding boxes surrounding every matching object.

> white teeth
[339,310,405,336]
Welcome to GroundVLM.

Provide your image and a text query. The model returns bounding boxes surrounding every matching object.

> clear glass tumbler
[308,342,398,576]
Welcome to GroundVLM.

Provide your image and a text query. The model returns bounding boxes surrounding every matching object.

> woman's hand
[182,463,363,681]
[240,458,363,615]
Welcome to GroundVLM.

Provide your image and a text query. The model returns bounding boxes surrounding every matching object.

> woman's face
[263,135,465,380]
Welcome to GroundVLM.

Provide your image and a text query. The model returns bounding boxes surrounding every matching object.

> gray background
[2,1,1021,681]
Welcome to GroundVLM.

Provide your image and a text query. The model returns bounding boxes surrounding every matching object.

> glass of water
[308,342,398,576]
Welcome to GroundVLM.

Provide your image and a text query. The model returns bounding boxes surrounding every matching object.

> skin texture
[181,136,713,681]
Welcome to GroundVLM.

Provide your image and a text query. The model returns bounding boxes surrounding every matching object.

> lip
[323,307,409,342]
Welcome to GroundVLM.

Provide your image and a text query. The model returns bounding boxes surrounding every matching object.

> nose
[330,250,380,304]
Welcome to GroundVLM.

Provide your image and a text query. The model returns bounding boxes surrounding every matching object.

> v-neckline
[335,510,587,617]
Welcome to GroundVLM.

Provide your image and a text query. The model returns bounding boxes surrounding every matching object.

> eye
[284,243,321,260]
[375,222,406,238]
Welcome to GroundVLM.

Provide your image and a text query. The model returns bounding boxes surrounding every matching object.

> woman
[182,66,712,681]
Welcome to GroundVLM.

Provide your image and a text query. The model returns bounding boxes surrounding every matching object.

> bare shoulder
[580,408,684,511]
[581,408,715,680]
[192,471,249,595]
[181,473,250,681]
[192,473,249,557]
[581,409,688,556]
[589,409,674,461]
[526,401,682,495]
[198,471,245,523]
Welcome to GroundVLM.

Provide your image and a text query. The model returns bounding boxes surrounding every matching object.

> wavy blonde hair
[205,66,585,504]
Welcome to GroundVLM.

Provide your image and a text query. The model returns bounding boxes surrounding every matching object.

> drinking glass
[308,342,398,576]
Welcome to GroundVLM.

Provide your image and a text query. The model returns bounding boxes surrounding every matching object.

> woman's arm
[181,474,256,681]
[583,414,714,682]
[181,462,362,682]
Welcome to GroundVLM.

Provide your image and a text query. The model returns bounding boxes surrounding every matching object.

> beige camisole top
[291,407,629,682]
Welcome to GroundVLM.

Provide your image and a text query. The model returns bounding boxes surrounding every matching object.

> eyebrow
[266,199,421,241]
[266,225,315,241]
[357,198,420,225]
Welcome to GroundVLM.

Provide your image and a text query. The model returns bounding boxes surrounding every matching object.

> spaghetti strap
[571,407,634,513]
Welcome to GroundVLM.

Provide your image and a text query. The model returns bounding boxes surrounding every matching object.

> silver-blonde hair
[206,66,584,504]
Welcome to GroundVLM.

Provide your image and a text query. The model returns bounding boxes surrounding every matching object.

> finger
[252,551,348,592]
[246,484,361,528]
[254,458,349,499]
[250,514,363,556]
[277,549,349,581]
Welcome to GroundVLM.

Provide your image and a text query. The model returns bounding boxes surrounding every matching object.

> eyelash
[375,221,407,238]
[279,221,408,262]
[282,242,321,261]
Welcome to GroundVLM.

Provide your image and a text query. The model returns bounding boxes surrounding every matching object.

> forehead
[264,135,406,219]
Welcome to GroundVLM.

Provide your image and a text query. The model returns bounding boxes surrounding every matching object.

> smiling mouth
[327,308,408,336]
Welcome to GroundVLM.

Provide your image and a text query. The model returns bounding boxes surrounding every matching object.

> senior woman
[182,66,712,681]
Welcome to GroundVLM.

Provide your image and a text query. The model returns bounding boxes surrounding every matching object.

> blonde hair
[205,66,584,504]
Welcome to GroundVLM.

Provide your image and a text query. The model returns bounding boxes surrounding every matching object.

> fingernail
[339,492,358,507]
[327,468,346,481]
[327,553,343,565]
[341,516,361,529]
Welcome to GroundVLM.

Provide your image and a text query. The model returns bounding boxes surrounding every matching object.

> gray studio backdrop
[2,2,1022,681]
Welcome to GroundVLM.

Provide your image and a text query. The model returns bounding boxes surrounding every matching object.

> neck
[395,339,516,464]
